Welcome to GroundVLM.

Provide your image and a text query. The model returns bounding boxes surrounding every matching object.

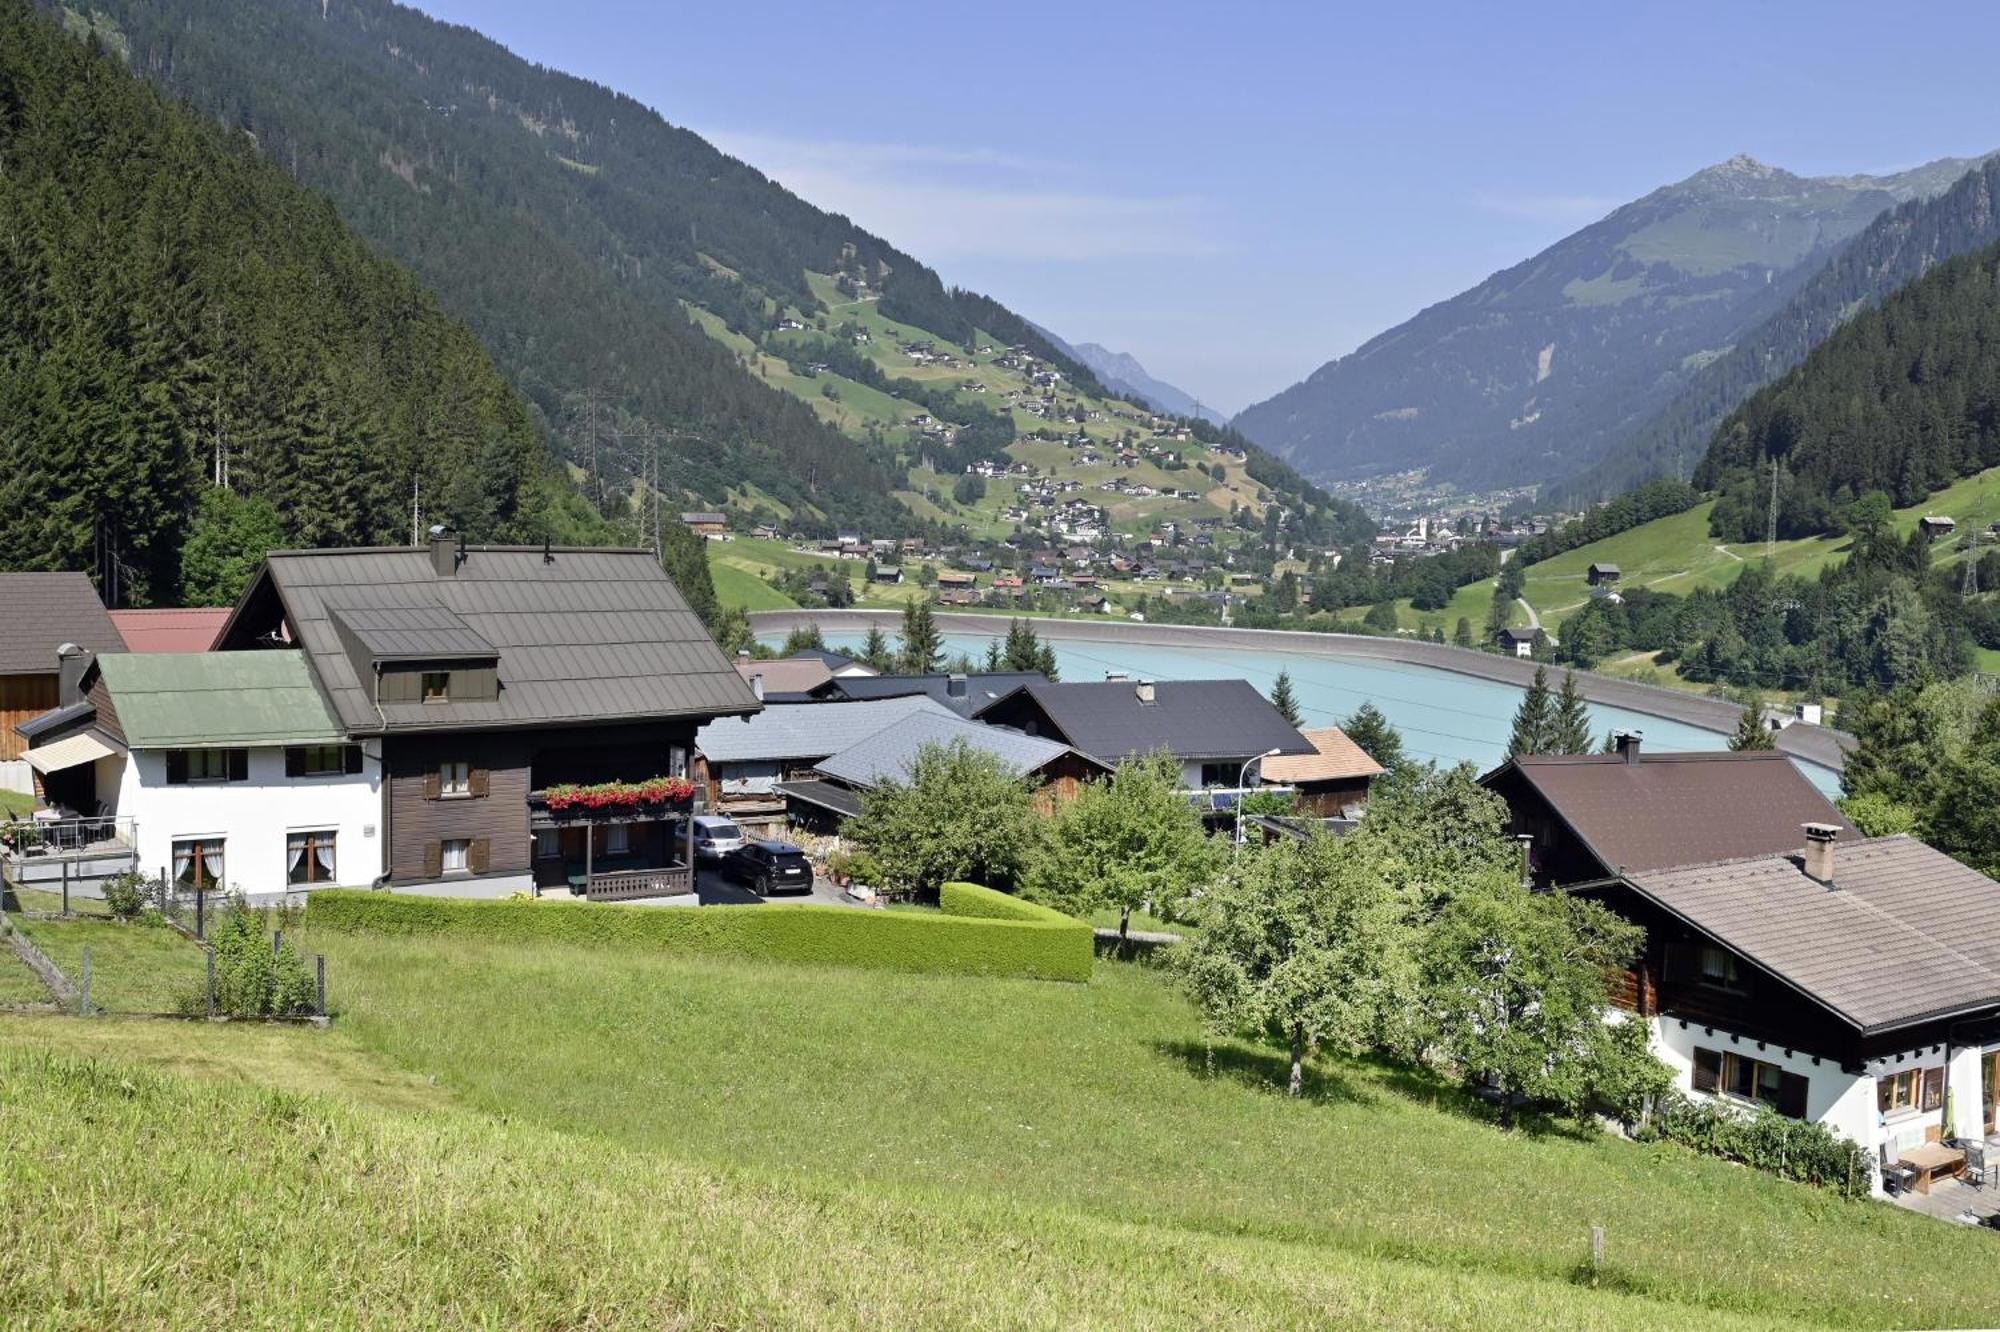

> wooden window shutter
[1922,1067,1945,1111]
[1663,941,1695,985]
[165,750,188,785]
[468,767,490,799]
[343,745,363,775]
[1777,1071,1809,1120]
[284,747,303,778]
[424,768,442,801]
[423,841,443,878]
[1691,1046,1721,1094]
[227,749,248,782]
[468,838,490,874]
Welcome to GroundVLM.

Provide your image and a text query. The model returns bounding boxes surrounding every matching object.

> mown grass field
[4,918,1998,1325]
[12,915,207,1013]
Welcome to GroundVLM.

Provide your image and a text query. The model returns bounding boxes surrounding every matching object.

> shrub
[309,883,1092,982]
[189,899,318,1018]
[101,871,148,920]
[1638,1092,1872,1198]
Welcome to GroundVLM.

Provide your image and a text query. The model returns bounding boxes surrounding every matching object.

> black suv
[721,839,814,895]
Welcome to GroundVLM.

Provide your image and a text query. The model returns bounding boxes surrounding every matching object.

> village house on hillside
[0,573,124,763]
[206,533,758,900]
[694,696,953,837]
[1260,725,1385,817]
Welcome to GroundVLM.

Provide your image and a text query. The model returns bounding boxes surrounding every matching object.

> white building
[24,651,383,900]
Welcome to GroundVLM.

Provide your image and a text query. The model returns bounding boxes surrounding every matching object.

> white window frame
[441,838,471,873]
[439,761,471,797]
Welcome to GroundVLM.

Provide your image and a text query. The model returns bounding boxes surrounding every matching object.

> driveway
[690,863,854,907]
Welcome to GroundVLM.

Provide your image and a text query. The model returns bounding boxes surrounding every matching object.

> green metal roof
[95,651,346,749]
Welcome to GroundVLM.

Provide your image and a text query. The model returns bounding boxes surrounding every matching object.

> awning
[25,730,124,774]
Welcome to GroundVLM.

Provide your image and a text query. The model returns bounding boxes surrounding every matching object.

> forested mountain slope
[60,0,1115,535]
[1234,153,1984,492]
[1697,234,2000,540]
[0,2,565,605]
[1559,154,2000,505]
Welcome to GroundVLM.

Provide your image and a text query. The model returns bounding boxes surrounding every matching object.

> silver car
[691,815,745,862]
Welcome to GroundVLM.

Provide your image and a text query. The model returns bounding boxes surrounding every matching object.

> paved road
[746,609,1854,773]
[1516,598,1541,630]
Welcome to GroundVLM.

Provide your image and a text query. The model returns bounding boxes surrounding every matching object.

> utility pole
[1966,530,1985,597]
[410,477,422,546]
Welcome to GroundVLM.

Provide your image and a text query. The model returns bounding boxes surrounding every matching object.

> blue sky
[414,0,2000,413]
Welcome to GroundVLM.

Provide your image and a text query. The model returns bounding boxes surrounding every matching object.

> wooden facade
[0,674,57,761]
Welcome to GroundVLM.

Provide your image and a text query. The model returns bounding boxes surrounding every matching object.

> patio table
[1898,1142,1966,1194]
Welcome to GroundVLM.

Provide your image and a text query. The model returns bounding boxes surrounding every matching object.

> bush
[309,883,1092,982]
[101,871,147,920]
[187,899,318,1018]
[1638,1092,1872,1198]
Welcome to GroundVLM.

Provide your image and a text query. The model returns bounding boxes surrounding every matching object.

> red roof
[110,608,231,654]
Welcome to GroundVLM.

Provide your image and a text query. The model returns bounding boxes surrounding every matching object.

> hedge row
[306,884,1091,982]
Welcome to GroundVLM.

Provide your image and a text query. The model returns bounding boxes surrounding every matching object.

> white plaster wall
[115,744,383,896]
[1650,1016,1877,1151]
[1948,1043,1986,1142]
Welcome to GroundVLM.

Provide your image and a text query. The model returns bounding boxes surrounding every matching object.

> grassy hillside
[6,924,1979,1327]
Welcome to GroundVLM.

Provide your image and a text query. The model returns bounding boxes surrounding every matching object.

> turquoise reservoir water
[806,630,1843,797]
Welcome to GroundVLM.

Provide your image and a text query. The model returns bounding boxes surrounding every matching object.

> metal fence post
[196,884,205,940]
[272,928,282,959]
[316,954,326,1017]
[78,945,91,1016]
[60,858,69,916]
[205,948,216,1019]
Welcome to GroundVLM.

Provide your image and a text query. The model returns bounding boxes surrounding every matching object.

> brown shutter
[468,838,490,873]
[468,767,490,799]
[284,747,302,778]
[424,768,442,800]
[1663,941,1695,986]
[423,841,443,878]
[1691,1046,1721,1094]
[165,750,188,785]
[1777,1071,1809,1120]
[343,745,363,775]
[1922,1067,1945,1111]
[227,749,248,782]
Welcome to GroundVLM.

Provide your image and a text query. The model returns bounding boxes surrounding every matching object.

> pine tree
[898,598,943,673]
[1453,617,1474,648]
[1340,702,1404,771]
[1729,701,1776,750]
[1546,670,1594,755]
[860,624,894,672]
[1271,668,1303,727]
[1507,666,1554,757]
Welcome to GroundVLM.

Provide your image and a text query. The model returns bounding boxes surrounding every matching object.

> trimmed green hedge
[307,884,1091,982]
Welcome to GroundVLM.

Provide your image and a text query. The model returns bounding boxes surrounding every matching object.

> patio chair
[1963,1140,1991,1189]
[1879,1144,1917,1196]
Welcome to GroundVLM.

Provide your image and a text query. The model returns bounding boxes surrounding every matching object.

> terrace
[526,777,696,902]
[0,814,139,900]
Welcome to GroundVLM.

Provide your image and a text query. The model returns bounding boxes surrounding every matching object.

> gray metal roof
[0,572,124,675]
[975,679,1312,765]
[224,547,758,734]
[814,709,1081,789]
[776,778,866,819]
[695,696,955,764]
[1621,837,2000,1032]
[821,671,1048,718]
[329,603,496,661]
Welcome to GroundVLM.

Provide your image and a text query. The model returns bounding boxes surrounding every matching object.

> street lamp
[1234,747,1283,856]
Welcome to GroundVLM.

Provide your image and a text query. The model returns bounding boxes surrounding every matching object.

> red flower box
[542,776,695,812]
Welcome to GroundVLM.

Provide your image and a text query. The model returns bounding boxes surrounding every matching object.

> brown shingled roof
[1487,749,1848,875]
[1261,726,1385,784]
[110,608,231,654]
[0,573,123,674]
[735,657,834,696]
[1620,837,2000,1032]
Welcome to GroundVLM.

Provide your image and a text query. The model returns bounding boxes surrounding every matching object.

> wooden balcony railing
[583,864,693,901]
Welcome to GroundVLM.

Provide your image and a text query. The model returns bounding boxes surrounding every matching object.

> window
[1877,1068,1943,1115]
[287,745,358,778]
[1199,762,1238,787]
[441,838,470,873]
[422,671,450,703]
[534,829,561,861]
[1696,944,1742,991]
[173,838,225,891]
[1722,1052,1783,1107]
[167,749,247,784]
[1693,1045,1808,1118]
[439,761,470,797]
[605,823,630,856]
[287,830,337,886]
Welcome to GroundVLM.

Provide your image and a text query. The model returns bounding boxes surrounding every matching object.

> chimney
[1135,678,1156,705]
[1515,834,1535,890]
[749,673,764,702]
[1612,729,1643,766]
[428,525,459,577]
[947,673,968,699]
[1802,822,1842,887]
[1104,670,1128,683]
[55,642,92,706]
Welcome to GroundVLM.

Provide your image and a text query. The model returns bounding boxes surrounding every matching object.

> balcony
[1,815,139,895]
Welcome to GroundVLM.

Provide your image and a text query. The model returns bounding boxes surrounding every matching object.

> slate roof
[0,573,124,675]
[1620,837,2000,1032]
[775,778,865,819]
[218,547,757,734]
[110,608,231,654]
[1261,726,1385,784]
[1485,749,1848,875]
[821,671,1048,718]
[976,679,1313,765]
[94,652,346,749]
[695,696,955,764]
[814,710,1087,789]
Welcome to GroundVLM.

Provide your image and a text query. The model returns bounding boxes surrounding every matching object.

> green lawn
[0,790,33,819]
[709,555,798,612]
[0,948,52,1006]
[2,884,112,916]
[236,927,2000,1330]
[13,915,207,1013]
